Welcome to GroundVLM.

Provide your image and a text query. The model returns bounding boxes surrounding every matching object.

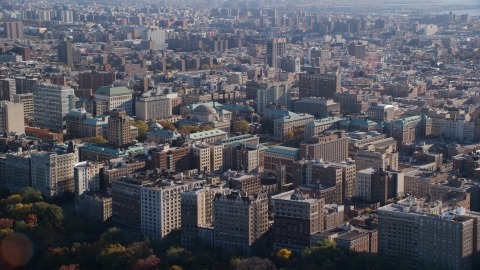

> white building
[257,82,292,115]
[135,89,172,121]
[94,85,133,116]
[142,28,167,50]
[74,161,104,212]
[441,115,474,142]
[30,142,79,199]
[355,168,375,202]
[33,83,76,131]
[140,179,206,240]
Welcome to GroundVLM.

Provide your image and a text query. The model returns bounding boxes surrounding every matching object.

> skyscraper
[299,73,341,99]
[4,21,23,39]
[266,37,286,68]
[108,109,131,147]
[33,83,76,131]
[57,39,80,66]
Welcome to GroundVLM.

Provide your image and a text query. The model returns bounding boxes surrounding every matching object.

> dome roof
[193,104,216,114]
[150,123,163,129]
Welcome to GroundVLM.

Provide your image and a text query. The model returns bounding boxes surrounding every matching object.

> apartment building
[30,142,78,199]
[404,170,448,197]
[256,82,293,115]
[74,161,104,213]
[140,178,206,241]
[213,191,269,256]
[222,142,265,173]
[378,198,480,269]
[310,223,378,253]
[0,151,31,193]
[355,168,404,205]
[223,171,262,195]
[300,130,349,162]
[272,189,325,252]
[135,92,172,121]
[108,109,131,147]
[33,83,76,131]
[299,73,341,99]
[355,144,398,171]
[13,93,33,117]
[83,193,112,222]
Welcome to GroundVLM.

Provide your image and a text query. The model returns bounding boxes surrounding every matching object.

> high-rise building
[378,198,480,269]
[266,37,286,68]
[142,28,167,50]
[108,109,131,147]
[30,142,78,199]
[347,42,366,60]
[0,101,25,135]
[300,130,349,162]
[13,93,34,117]
[272,189,325,252]
[0,151,31,193]
[58,39,79,67]
[355,167,404,205]
[140,178,206,241]
[15,76,38,95]
[299,73,341,99]
[222,143,265,174]
[112,177,145,236]
[78,71,116,94]
[0,78,16,101]
[257,82,293,115]
[278,55,300,72]
[213,191,269,256]
[181,186,222,249]
[135,92,172,121]
[74,161,104,213]
[4,21,24,39]
[368,104,395,122]
[33,83,76,131]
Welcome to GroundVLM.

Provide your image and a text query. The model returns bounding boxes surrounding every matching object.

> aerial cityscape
[1,0,480,269]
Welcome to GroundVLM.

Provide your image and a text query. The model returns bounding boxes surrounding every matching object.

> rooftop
[265,146,300,157]
[94,85,132,96]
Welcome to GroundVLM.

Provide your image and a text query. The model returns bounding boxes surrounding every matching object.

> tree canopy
[233,119,250,134]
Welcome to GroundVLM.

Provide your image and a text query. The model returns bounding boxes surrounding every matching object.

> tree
[364,207,372,213]
[100,228,125,245]
[233,119,250,134]
[200,64,210,70]
[200,125,214,131]
[231,257,276,270]
[86,136,108,143]
[18,187,43,204]
[31,201,63,225]
[275,248,291,262]
[157,120,177,131]
[97,243,128,270]
[284,130,294,142]
[131,255,161,270]
[131,120,149,141]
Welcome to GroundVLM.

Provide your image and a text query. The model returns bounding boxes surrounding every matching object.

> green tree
[97,243,128,270]
[100,227,125,245]
[233,119,250,134]
[200,64,210,70]
[200,125,214,131]
[131,120,149,141]
[30,201,63,225]
[86,136,108,143]
[18,187,43,204]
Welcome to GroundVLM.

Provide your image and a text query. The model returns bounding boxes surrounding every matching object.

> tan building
[403,170,448,197]
[300,130,349,162]
[94,85,133,116]
[0,101,24,135]
[135,91,173,121]
[355,144,398,171]
[192,143,211,173]
[83,193,112,222]
[179,104,231,133]
[185,129,228,143]
[30,142,78,199]
[324,204,345,231]
[213,191,269,256]
[13,93,33,117]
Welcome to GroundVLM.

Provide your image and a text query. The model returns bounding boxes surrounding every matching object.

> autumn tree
[200,125,214,131]
[131,120,149,141]
[86,136,108,143]
[233,119,250,134]
[284,130,294,141]
[157,120,177,131]
[276,248,291,262]
[131,255,161,270]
